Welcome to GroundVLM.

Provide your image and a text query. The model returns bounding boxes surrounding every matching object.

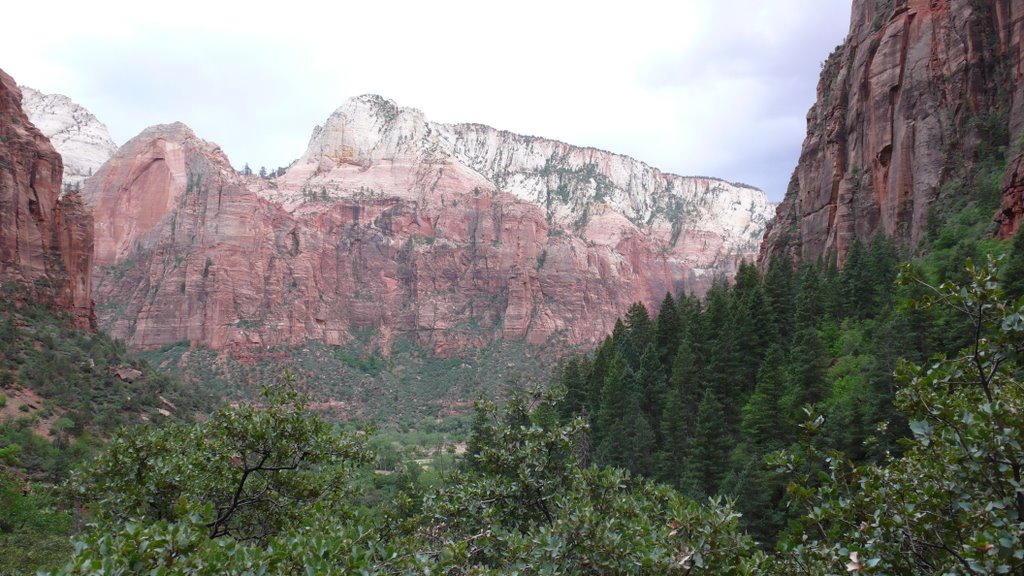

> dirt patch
[0,385,64,439]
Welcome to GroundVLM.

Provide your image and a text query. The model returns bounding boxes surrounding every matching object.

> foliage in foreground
[54,389,764,574]
[29,256,1024,574]
[774,256,1024,574]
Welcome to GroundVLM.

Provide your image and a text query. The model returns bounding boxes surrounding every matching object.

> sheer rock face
[0,69,93,327]
[19,86,117,190]
[85,97,773,354]
[761,0,1024,265]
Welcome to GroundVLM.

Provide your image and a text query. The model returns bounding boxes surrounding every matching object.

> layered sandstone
[0,69,93,327]
[20,86,117,190]
[85,98,773,354]
[762,0,1024,265]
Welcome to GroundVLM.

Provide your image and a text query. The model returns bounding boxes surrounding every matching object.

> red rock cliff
[0,68,93,327]
[762,0,1024,264]
[84,98,773,355]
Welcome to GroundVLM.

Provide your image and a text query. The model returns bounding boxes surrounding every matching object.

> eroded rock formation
[20,86,117,191]
[84,97,773,354]
[762,0,1024,265]
[0,69,93,327]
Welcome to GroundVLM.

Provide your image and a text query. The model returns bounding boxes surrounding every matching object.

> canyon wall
[0,69,93,327]
[762,0,1024,265]
[84,96,773,354]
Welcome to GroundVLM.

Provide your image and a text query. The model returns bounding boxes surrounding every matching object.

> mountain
[761,0,1024,265]
[0,69,93,328]
[83,96,773,354]
[19,86,117,191]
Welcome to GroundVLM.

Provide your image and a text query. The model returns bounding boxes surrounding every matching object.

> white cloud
[2,0,851,200]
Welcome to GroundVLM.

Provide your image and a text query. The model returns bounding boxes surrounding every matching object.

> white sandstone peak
[290,94,774,258]
[20,86,118,190]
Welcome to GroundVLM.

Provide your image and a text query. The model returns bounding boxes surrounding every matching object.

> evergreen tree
[667,337,703,437]
[866,234,899,313]
[794,263,821,330]
[584,338,614,422]
[627,402,657,477]
[596,354,643,471]
[731,261,761,303]
[655,386,688,485]
[818,255,843,322]
[730,280,773,390]
[781,328,829,422]
[653,292,680,370]
[466,401,497,471]
[622,302,653,369]
[701,285,744,421]
[763,255,796,342]
[739,346,789,453]
[841,239,871,319]
[556,357,589,423]
[680,389,730,498]
[594,351,630,456]
[636,344,667,432]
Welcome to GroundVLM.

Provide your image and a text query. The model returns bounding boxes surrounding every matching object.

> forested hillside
[0,298,217,574]
[20,251,1024,573]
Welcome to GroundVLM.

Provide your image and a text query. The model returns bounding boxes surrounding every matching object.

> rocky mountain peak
[19,85,117,190]
[83,121,238,269]
[302,94,431,169]
[77,92,774,354]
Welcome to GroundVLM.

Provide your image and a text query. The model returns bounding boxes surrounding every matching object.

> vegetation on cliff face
[0,296,217,574]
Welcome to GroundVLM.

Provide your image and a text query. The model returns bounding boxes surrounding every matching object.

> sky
[2,1,851,201]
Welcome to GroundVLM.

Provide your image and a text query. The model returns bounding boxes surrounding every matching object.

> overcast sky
[3,1,851,201]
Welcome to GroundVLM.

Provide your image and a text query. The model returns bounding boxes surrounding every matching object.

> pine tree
[595,352,640,470]
[622,302,653,369]
[794,263,822,330]
[627,403,656,477]
[730,280,773,390]
[732,261,761,303]
[655,386,688,485]
[594,351,630,456]
[667,337,703,436]
[763,255,796,342]
[556,357,589,423]
[653,292,680,371]
[841,239,870,319]
[680,389,730,498]
[585,337,616,427]
[636,344,667,438]
[701,285,744,416]
[466,402,497,471]
[866,234,899,313]
[781,328,829,421]
[739,346,789,452]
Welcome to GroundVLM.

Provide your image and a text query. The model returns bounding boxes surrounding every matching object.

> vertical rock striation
[84,96,773,354]
[0,69,93,327]
[762,0,1024,265]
